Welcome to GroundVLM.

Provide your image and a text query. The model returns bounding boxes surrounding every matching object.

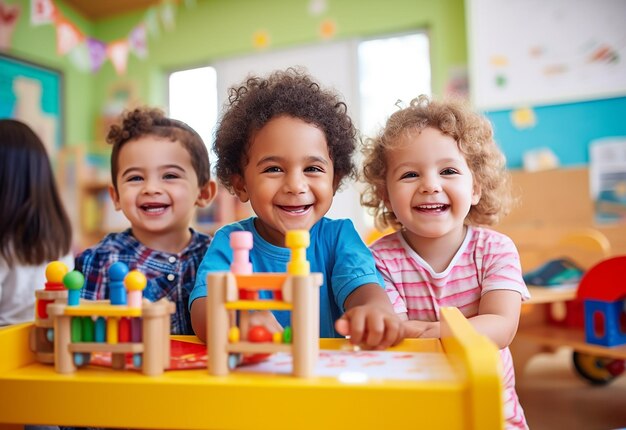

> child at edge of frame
[362,94,530,429]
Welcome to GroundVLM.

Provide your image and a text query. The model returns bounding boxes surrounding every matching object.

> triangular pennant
[159,1,176,32]
[31,0,55,25]
[56,16,83,55]
[308,0,327,16]
[144,8,160,38]
[128,24,148,59]
[108,40,129,75]
[86,37,107,72]
[67,42,91,72]
[0,0,21,50]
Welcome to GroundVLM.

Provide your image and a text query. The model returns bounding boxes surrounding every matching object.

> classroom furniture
[495,167,626,271]
[509,226,621,377]
[492,167,626,382]
[0,307,504,430]
[512,285,626,381]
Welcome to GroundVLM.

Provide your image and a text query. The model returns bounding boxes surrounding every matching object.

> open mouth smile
[140,203,170,215]
[414,203,450,213]
[277,204,313,215]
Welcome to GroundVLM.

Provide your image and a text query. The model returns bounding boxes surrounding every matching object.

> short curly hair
[107,106,211,191]
[361,95,513,230]
[214,67,357,193]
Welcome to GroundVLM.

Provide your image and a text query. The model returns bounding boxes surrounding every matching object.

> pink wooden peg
[230,231,253,275]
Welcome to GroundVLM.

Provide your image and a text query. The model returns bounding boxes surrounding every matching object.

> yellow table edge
[0,307,503,430]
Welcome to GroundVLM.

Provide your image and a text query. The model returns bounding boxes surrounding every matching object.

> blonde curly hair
[361,95,514,230]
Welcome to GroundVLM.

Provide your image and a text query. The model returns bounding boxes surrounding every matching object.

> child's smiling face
[110,136,213,251]
[232,115,336,247]
[383,126,481,250]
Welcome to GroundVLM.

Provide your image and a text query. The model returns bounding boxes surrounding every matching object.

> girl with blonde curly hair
[362,95,529,429]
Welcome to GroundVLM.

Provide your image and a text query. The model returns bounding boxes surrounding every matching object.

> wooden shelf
[526,285,577,304]
[517,324,626,360]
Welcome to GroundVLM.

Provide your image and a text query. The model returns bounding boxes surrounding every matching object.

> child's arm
[190,297,208,342]
[402,290,522,349]
[335,283,405,350]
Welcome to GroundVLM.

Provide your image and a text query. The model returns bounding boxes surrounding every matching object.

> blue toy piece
[583,300,626,347]
[133,354,142,368]
[94,317,106,342]
[109,261,130,305]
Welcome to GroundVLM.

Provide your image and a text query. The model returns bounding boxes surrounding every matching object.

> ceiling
[63,0,162,20]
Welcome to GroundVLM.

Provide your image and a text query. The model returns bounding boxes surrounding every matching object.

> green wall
[6,0,466,148]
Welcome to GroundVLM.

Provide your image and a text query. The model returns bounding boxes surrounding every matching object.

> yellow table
[0,308,503,430]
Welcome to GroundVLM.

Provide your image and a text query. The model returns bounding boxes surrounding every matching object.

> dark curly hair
[107,106,211,191]
[214,67,357,193]
[362,95,514,229]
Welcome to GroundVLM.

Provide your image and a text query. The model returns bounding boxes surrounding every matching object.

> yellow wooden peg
[285,230,310,275]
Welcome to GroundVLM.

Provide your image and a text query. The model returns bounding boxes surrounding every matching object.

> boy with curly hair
[362,95,529,428]
[190,68,404,349]
[75,107,216,335]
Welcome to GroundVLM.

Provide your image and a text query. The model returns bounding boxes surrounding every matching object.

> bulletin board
[0,53,64,157]
[467,0,626,110]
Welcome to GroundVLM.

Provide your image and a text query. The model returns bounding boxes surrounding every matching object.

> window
[168,66,218,156]
[358,32,431,137]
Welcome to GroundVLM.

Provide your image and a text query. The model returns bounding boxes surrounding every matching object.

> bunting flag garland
[29,0,179,75]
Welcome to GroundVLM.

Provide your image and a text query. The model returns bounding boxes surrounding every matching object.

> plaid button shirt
[75,228,211,335]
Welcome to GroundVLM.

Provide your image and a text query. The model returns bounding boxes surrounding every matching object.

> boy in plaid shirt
[75,107,216,334]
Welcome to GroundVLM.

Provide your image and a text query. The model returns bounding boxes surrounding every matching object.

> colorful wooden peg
[45,261,69,291]
[125,270,147,308]
[286,230,310,275]
[109,262,129,305]
[230,231,253,274]
[63,270,85,306]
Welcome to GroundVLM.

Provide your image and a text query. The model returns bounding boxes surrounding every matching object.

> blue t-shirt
[190,217,383,337]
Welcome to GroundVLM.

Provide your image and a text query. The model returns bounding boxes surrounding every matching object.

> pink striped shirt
[371,227,530,429]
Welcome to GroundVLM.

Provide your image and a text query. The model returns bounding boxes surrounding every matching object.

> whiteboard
[212,42,369,235]
[467,0,626,110]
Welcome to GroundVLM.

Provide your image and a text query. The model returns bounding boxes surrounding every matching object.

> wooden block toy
[31,261,174,376]
[109,261,129,305]
[30,261,70,363]
[286,230,310,275]
[230,231,253,274]
[577,256,626,347]
[207,230,322,377]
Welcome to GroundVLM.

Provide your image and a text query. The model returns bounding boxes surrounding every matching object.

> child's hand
[402,320,440,338]
[249,310,283,333]
[335,304,404,350]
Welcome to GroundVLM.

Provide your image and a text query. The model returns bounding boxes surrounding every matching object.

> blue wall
[485,97,626,169]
